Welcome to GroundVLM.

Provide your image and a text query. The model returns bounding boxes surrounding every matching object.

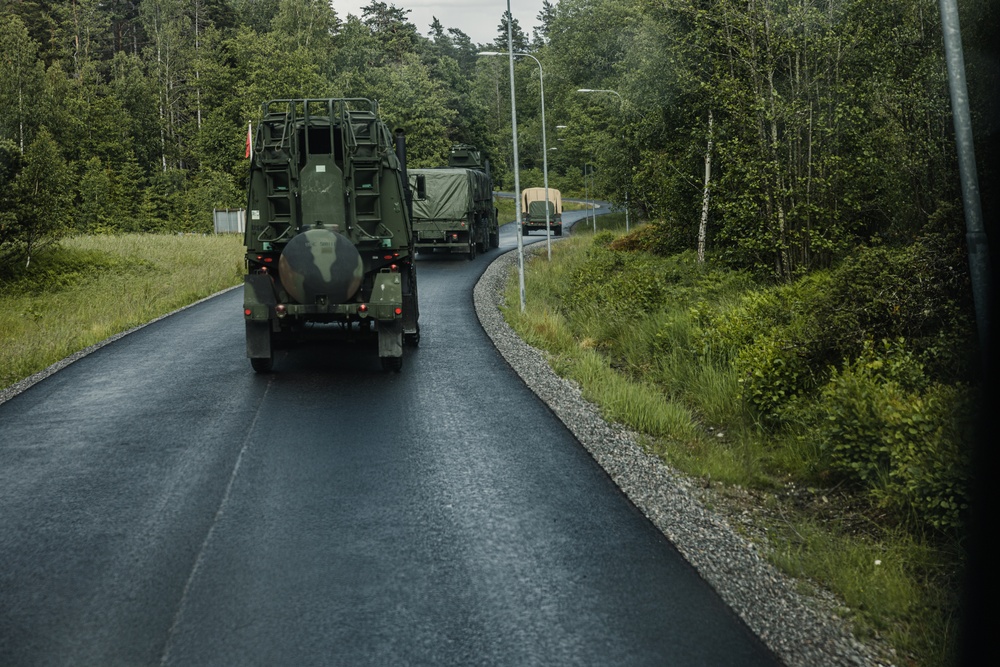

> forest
[2,0,995,530]
[1,0,996,278]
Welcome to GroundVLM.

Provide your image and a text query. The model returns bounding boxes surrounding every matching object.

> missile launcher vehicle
[242,98,419,372]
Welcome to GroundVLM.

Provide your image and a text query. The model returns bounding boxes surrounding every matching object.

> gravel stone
[474,243,897,667]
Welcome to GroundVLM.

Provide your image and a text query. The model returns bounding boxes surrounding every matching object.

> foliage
[810,226,977,383]
[517,227,977,535]
[505,228,977,664]
[1,128,73,267]
[810,340,974,530]
[564,243,670,318]
[1,0,544,250]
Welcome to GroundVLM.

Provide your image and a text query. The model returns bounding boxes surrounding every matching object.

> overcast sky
[330,1,554,46]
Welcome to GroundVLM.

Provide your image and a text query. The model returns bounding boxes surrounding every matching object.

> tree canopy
[0,0,995,279]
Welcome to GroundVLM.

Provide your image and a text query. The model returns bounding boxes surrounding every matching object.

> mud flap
[246,320,272,360]
[244,274,276,361]
[377,318,403,359]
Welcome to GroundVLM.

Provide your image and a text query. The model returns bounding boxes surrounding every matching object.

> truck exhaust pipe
[394,128,412,219]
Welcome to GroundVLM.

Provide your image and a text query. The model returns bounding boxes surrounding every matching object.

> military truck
[520,187,563,236]
[409,168,497,258]
[408,144,498,258]
[242,98,419,372]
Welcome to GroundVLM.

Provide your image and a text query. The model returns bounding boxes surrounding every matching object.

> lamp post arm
[479,49,553,259]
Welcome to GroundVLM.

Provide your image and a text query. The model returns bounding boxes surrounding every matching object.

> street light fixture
[480,50,554,260]
[577,88,629,231]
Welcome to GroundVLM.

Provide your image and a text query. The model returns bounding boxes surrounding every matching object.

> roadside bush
[734,332,817,425]
[564,244,669,318]
[609,222,679,255]
[811,339,972,531]
[878,382,973,531]
[812,233,976,383]
[0,243,132,292]
[726,273,835,424]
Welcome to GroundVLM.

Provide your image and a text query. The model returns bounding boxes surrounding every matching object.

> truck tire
[250,356,273,373]
[381,355,403,372]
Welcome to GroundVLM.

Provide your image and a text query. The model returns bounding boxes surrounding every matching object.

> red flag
[245,123,252,158]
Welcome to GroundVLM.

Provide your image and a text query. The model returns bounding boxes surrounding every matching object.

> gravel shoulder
[474,243,897,667]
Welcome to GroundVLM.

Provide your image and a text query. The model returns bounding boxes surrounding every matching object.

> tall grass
[1,234,244,390]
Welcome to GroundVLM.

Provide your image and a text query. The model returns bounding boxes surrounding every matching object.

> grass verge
[500,217,965,667]
[0,233,244,390]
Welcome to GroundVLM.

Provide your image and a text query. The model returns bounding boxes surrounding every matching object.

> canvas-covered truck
[520,187,563,236]
[408,167,498,258]
[243,98,419,373]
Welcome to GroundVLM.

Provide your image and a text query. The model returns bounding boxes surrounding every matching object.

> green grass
[768,518,962,666]
[495,196,516,224]
[0,233,245,390]
[501,221,964,667]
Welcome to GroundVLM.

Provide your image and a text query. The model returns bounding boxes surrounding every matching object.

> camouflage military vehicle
[408,144,498,258]
[520,187,563,236]
[242,98,419,372]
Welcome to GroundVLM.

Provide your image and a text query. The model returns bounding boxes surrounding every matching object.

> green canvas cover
[528,200,556,219]
[409,168,477,221]
[520,187,562,215]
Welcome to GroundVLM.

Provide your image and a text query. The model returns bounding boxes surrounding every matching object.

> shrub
[812,339,972,531]
[812,234,976,383]
[726,274,835,424]
[609,222,679,255]
[878,382,973,531]
[592,230,616,248]
[735,332,817,425]
[565,244,668,318]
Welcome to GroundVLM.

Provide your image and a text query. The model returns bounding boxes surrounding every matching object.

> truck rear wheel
[404,324,421,347]
[381,355,402,372]
[250,356,273,373]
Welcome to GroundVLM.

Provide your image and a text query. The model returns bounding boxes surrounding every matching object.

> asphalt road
[0,211,782,666]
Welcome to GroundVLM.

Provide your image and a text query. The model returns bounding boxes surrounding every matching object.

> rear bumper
[242,272,403,325]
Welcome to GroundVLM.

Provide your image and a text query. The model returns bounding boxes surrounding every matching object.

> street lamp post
[587,162,597,234]
[485,4,525,311]
[480,50,553,260]
[577,88,629,232]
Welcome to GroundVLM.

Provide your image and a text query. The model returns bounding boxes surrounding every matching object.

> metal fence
[213,208,246,234]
